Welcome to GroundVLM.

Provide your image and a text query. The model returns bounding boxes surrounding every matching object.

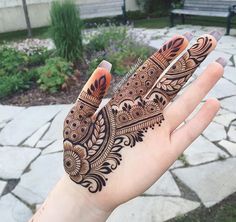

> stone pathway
[0,25,236,221]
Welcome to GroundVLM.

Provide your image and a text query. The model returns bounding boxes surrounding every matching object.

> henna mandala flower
[63,140,90,183]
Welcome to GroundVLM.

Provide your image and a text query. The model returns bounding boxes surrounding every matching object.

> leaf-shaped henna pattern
[145,34,218,105]
[63,34,217,193]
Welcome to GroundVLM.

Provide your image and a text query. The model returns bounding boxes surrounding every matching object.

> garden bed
[0,74,123,106]
[0,24,153,107]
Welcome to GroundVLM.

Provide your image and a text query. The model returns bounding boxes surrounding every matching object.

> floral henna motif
[110,36,187,108]
[145,35,217,105]
[63,34,216,193]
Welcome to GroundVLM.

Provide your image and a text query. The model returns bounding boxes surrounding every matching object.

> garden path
[0,25,236,222]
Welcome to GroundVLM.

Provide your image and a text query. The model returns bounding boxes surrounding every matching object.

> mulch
[0,74,123,107]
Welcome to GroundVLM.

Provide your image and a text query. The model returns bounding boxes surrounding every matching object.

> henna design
[63,34,216,193]
[145,35,217,105]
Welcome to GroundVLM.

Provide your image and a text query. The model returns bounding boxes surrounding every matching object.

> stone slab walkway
[0,25,236,221]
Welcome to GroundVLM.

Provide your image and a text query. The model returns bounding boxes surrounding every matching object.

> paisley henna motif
[63,33,217,193]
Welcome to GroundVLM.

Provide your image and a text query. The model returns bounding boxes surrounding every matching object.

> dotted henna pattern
[63,34,216,193]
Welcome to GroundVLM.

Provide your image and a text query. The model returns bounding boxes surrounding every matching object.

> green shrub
[86,25,127,52]
[50,0,83,63]
[0,46,38,98]
[37,57,73,93]
[0,46,28,75]
[86,25,153,76]
[27,48,53,67]
[0,69,38,99]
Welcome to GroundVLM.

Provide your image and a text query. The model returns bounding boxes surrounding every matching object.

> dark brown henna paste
[63,34,215,193]
[145,35,217,105]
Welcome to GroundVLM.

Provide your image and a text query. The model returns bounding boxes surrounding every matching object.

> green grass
[1,14,236,43]
[0,26,50,43]
[134,16,236,29]
[169,193,236,222]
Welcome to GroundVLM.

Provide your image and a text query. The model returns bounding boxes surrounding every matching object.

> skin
[30,32,225,222]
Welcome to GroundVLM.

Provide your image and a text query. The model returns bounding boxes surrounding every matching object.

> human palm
[62,31,224,211]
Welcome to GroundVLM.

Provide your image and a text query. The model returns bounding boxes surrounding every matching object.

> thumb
[76,60,112,117]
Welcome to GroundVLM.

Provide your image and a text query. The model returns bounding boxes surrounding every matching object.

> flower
[63,140,90,183]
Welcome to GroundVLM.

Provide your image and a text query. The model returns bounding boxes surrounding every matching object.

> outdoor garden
[0,1,155,106]
[0,0,236,222]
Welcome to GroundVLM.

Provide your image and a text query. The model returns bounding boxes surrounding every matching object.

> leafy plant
[50,0,83,63]
[86,25,153,76]
[37,57,73,93]
[0,46,28,75]
[0,46,37,98]
[86,25,127,52]
[27,48,54,67]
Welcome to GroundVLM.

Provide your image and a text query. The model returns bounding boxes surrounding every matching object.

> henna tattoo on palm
[63,34,217,193]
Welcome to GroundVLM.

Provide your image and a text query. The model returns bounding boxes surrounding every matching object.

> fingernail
[216,57,227,67]
[98,60,112,72]
[210,31,222,42]
[183,32,194,41]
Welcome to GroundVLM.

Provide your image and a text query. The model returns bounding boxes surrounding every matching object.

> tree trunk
[22,0,32,38]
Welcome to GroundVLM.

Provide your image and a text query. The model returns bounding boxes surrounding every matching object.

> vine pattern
[63,34,216,192]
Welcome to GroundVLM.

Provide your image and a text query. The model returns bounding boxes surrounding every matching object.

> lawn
[133,16,236,29]
[1,15,236,43]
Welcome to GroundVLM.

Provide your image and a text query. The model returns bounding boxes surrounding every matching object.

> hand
[62,30,225,212]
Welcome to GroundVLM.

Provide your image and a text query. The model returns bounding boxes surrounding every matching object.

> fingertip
[215,57,227,68]
[98,60,112,72]
[205,98,220,112]
[206,61,224,79]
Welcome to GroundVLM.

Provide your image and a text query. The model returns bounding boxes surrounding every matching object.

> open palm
[62,31,224,212]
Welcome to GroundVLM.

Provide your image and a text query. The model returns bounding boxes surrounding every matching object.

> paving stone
[0,105,25,124]
[214,113,236,127]
[13,152,64,205]
[42,105,72,142]
[107,196,200,222]
[149,39,167,49]
[0,146,40,179]
[202,122,227,141]
[223,66,236,84]
[221,96,236,113]
[36,140,53,148]
[184,136,228,165]
[217,108,231,116]
[42,139,63,155]
[204,78,236,100]
[170,160,185,169]
[0,122,6,129]
[23,122,50,147]
[228,125,236,142]
[0,105,63,146]
[173,158,236,207]
[145,171,181,196]
[0,181,7,195]
[219,140,236,156]
[0,194,32,222]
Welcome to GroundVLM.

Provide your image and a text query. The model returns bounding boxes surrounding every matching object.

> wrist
[31,174,112,222]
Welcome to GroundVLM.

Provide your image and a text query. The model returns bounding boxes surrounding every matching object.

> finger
[170,98,220,155]
[76,60,111,117]
[164,58,226,132]
[109,32,192,109]
[63,61,112,142]
[145,31,221,110]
